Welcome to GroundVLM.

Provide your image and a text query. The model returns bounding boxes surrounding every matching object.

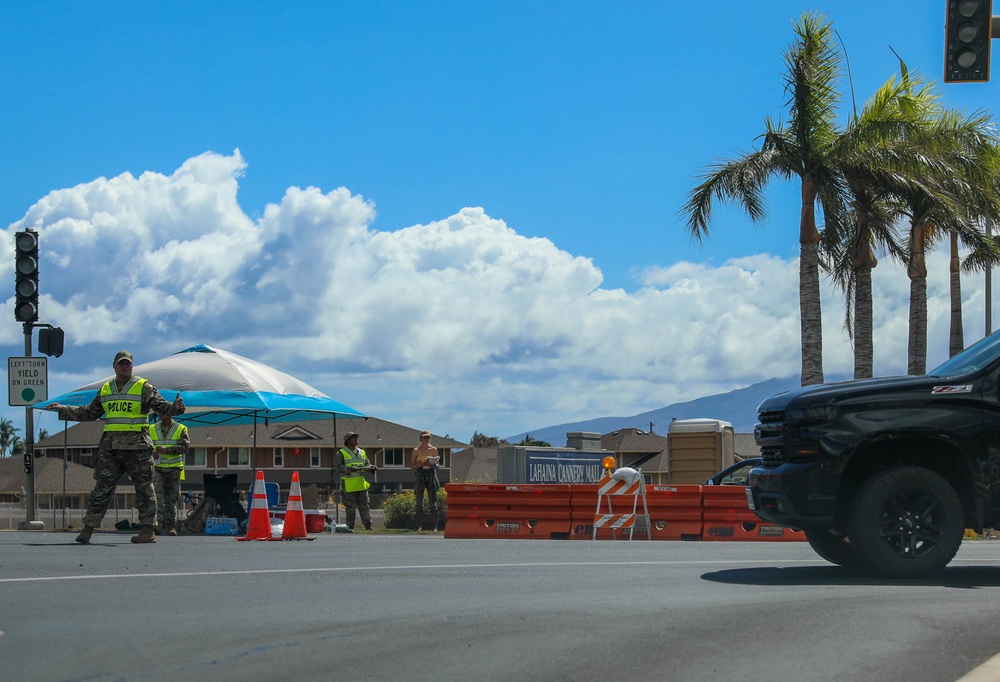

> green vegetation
[382,489,448,530]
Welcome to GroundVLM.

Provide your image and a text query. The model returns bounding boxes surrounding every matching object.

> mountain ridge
[505,376,815,445]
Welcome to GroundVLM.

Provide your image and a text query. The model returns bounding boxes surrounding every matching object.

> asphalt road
[3,532,1000,682]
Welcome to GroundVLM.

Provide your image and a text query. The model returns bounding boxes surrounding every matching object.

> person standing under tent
[46,350,185,544]
[410,430,441,530]
[151,413,190,536]
[337,431,375,531]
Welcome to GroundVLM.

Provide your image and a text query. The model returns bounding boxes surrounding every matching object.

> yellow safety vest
[99,377,148,432]
[151,421,187,469]
[340,447,371,493]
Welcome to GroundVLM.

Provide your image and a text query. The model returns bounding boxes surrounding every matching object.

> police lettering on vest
[99,377,148,431]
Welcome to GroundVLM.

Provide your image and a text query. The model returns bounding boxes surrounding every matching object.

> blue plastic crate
[205,517,240,536]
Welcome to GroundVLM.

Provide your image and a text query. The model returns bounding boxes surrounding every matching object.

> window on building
[384,448,404,467]
[186,447,207,467]
[310,448,321,467]
[274,448,284,468]
[228,447,250,467]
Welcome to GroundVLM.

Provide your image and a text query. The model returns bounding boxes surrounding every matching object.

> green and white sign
[8,356,47,406]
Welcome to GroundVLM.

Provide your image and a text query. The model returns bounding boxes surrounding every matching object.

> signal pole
[18,321,42,530]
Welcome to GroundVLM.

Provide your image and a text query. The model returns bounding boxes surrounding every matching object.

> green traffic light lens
[956,48,979,69]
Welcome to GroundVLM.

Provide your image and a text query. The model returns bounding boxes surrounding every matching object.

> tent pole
[252,411,258,478]
[333,417,340,526]
[62,421,68,530]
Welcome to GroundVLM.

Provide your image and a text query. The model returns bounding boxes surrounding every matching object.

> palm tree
[683,12,843,386]
[827,74,945,379]
[0,418,19,457]
[888,66,1000,373]
[947,206,1000,359]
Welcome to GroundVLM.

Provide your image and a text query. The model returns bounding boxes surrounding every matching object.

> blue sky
[1,2,997,443]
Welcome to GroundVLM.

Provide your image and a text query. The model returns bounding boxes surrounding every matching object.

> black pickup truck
[747,330,1000,578]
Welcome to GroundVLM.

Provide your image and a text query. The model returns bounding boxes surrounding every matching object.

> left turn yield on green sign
[8,356,47,406]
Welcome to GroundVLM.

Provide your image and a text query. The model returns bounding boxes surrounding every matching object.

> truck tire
[847,466,964,579]
[805,530,862,568]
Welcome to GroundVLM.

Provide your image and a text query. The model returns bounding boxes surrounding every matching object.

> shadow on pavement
[701,564,1000,589]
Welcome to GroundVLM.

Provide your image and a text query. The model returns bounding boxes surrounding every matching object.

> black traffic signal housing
[14,230,39,322]
[945,0,993,82]
[38,327,64,358]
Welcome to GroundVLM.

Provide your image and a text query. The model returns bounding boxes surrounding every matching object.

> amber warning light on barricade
[944,0,993,82]
[602,456,616,472]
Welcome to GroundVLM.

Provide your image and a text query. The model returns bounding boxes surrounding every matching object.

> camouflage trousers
[342,489,371,529]
[414,469,440,530]
[83,447,157,528]
[153,467,182,532]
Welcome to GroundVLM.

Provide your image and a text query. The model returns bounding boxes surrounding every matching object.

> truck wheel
[847,466,964,579]
[805,530,861,568]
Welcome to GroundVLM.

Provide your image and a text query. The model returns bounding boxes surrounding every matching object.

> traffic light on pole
[14,230,39,323]
[38,327,64,358]
[944,0,992,83]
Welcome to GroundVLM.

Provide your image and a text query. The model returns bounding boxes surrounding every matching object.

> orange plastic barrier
[444,483,573,539]
[569,483,703,540]
[701,485,805,542]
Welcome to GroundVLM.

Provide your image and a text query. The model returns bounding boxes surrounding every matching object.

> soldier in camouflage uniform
[47,350,185,544]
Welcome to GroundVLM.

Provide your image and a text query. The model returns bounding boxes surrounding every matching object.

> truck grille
[755,410,786,465]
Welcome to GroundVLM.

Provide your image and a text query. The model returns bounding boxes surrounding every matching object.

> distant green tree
[470,431,500,447]
[11,437,25,457]
[516,434,551,447]
[37,428,49,442]
[0,419,20,457]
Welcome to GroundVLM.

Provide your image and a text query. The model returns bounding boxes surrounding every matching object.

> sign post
[9,346,46,529]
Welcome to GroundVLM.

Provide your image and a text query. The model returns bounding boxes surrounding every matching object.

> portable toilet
[667,418,735,484]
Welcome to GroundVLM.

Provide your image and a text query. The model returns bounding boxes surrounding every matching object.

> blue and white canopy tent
[35,344,367,471]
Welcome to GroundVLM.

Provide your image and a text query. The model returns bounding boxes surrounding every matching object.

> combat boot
[130,525,156,543]
[75,526,94,544]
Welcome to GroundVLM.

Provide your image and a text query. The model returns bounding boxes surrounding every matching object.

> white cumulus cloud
[3,151,991,441]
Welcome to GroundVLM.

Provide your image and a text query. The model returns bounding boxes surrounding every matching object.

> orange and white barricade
[593,468,650,540]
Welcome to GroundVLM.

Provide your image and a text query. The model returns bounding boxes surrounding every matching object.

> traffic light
[14,230,39,323]
[38,327,64,358]
[944,0,992,82]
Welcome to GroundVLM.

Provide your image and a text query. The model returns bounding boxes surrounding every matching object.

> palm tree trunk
[799,176,823,386]
[800,241,824,385]
[854,267,874,379]
[849,213,877,380]
[950,233,964,356]
[907,276,927,375]
[907,218,928,375]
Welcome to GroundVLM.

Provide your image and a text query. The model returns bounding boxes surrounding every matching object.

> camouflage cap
[113,350,134,364]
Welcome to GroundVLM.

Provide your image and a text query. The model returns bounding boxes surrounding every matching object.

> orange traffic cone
[237,470,273,541]
[282,471,308,539]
